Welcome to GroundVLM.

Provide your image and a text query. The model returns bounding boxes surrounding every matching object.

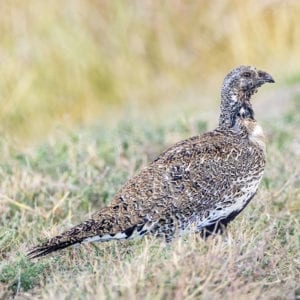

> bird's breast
[239,119,266,154]
[248,123,266,154]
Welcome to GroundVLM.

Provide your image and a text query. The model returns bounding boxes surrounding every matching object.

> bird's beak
[258,71,275,84]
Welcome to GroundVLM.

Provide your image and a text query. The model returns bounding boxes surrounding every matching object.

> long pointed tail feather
[27,219,97,259]
[27,239,78,259]
[27,207,156,259]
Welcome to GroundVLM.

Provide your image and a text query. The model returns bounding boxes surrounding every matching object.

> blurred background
[0,0,300,145]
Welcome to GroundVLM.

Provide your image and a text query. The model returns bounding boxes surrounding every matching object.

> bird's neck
[218,88,254,130]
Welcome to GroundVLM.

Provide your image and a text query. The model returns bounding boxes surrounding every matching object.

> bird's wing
[99,130,248,229]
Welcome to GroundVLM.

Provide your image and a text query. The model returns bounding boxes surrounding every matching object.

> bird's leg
[200,221,228,239]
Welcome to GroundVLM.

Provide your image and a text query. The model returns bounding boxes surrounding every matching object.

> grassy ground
[0,91,299,299]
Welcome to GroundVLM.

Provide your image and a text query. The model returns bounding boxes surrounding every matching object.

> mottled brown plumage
[27,66,274,259]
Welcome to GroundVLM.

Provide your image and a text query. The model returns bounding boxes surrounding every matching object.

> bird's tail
[27,207,159,259]
[27,219,99,259]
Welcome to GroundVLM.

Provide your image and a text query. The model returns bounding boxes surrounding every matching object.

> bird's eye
[257,71,264,77]
[242,72,251,78]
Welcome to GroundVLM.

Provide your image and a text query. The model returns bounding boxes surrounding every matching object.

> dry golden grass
[1,0,300,142]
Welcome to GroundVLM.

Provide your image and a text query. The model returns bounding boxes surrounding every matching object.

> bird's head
[222,65,275,101]
[219,66,275,128]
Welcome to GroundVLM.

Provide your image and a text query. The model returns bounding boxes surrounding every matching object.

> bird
[27,66,274,259]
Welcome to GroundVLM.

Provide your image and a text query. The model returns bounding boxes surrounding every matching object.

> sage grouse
[28,66,274,259]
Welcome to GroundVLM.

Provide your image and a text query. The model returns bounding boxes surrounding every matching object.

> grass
[1,94,300,299]
[1,0,300,142]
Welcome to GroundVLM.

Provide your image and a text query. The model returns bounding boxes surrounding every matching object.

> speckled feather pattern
[27,66,274,259]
